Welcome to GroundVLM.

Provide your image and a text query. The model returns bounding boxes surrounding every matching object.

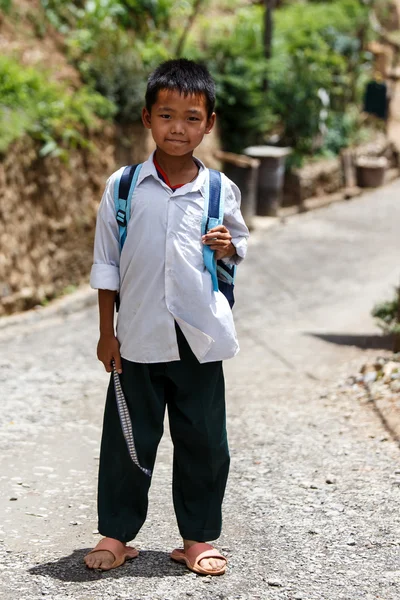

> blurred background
[0,0,399,322]
[1,7,400,595]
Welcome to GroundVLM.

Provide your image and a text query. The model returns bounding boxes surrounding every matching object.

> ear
[205,112,216,134]
[142,107,152,129]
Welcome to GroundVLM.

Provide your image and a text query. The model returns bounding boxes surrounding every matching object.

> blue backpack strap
[202,169,236,307]
[202,169,223,292]
[114,164,142,250]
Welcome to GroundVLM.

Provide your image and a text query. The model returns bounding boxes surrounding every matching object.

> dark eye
[188,117,200,122]
[160,114,171,119]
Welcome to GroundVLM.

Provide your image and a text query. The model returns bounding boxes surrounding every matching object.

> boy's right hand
[97,333,122,374]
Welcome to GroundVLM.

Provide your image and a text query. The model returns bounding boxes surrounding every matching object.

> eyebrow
[157,106,203,115]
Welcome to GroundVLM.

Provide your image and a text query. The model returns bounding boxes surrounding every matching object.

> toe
[199,556,226,571]
[92,558,103,570]
[84,550,115,570]
[210,558,222,570]
[98,552,115,570]
[216,558,226,570]
[198,558,208,570]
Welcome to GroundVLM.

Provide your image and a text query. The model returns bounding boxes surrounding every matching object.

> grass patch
[0,55,116,156]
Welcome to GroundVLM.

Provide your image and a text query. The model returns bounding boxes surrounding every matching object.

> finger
[202,234,231,244]
[203,238,231,245]
[203,231,230,240]
[203,233,232,241]
[205,240,231,248]
[207,225,228,233]
[114,352,123,374]
[210,246,229,253]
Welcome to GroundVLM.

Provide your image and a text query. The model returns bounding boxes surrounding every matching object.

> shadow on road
[306,333,394,351]
[28,548,186,581]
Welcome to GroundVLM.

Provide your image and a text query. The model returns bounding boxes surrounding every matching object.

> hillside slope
[0,1,221,315]
[0,0,80,85]
[0,2,116,314]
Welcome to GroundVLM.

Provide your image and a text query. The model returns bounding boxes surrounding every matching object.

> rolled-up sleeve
[90,171,122,291]
[222,175,249,265]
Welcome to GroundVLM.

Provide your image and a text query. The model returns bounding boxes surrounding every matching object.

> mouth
[166,139,188,144]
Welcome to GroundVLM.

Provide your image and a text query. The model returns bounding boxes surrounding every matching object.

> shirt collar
[136,151,208,196]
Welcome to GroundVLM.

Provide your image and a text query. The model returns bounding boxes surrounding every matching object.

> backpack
[114,164,236,308]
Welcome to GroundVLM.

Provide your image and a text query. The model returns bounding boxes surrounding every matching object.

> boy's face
[142,89,215,157]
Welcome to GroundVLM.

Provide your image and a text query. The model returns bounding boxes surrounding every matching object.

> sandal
[170,542,227,575]
[84,537,139,571]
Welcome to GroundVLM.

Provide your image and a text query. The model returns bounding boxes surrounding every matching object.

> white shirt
[90,152,249,364]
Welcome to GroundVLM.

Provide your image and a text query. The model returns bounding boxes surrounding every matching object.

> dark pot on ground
[214,151,259,229]
[356,156,388,188]
[244,146,292,217]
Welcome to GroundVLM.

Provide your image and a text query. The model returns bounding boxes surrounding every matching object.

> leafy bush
[40,0,176,38]
[185,1,372,159]
[40,0,179,122]
[0,0,12,12]
[372,289,400,337]
[187,7,276,152]
[74,29,169,123]
[267,0,372,163]
[35,0,373,161]
[0,56,115,155]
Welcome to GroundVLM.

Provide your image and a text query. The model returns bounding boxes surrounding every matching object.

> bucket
[214,151,259,229]
[356,156,388,188]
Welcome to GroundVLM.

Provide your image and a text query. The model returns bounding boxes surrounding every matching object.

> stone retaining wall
[0,124,221,316]
[283,134,398,207]
[0,133,116,315]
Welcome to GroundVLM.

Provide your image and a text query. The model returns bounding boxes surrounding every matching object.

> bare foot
[84,549,116,570]
[183,539,226,572]
[84,537,139,571]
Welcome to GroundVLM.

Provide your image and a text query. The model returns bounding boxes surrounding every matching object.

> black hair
[145,59,216,118]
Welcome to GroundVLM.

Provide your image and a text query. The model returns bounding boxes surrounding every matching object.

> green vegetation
[372,288,400,353]
[1,0,376,163]
[0,55,115,156]
[187,7,277,152]
[0,0,13,13]
[372,290,400,337]
[185,0,373,161]
[40,0,177,37]
[269,0,371,164]
[190,0,372,160]
[39,0,199,122]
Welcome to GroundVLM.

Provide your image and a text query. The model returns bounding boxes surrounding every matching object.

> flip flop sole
[101,548,139,571]
[170,548,226,576]
[85,542,139,571]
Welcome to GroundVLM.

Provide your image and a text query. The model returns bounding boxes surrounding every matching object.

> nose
[171,119,185,135]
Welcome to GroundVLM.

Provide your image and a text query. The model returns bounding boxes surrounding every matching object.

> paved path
[1,182,400,599]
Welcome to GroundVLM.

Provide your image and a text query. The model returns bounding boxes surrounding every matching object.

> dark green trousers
[97,326,230,543]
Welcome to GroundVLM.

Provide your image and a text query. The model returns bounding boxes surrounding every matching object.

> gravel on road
[1,181,400,600]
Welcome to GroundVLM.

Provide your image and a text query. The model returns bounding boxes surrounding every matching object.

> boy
[84,59,249,576]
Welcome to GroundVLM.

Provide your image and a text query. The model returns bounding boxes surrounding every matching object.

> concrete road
[0,181,400,600]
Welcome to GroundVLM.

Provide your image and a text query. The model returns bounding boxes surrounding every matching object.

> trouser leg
[167,327,230,542]
[97,358,166,543]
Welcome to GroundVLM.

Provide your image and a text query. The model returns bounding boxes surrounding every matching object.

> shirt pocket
[181,211,204,268]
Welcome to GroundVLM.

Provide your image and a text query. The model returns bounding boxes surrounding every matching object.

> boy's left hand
[202,225,236,261]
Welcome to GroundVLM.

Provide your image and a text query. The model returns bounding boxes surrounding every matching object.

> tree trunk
[176,0,205,57]
[263,0,276,91]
